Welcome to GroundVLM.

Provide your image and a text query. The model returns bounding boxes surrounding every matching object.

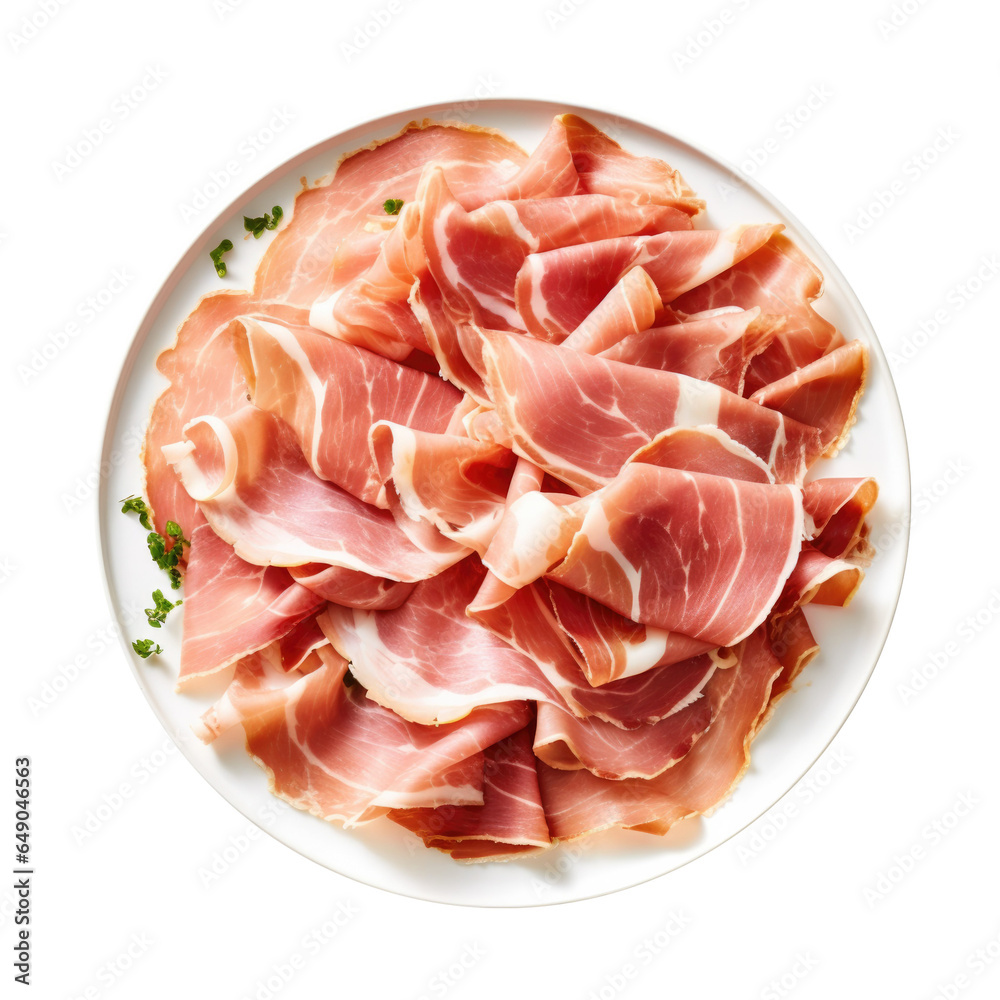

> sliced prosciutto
[252,120,529,310]
[240,657,532,825]
[478,113,704,210]
[389,725,551,860]
[777,543,865,615]
[478,329,823,490]
[370,423,516,553]
[417,167,691,333]
[162,406,468,580]
[672,233,845,393]
[515,224,780,342]
[600,306,781,395]
[178,524,324,686]
[309,202,428,361]
[538,628,782,839]
[534,698,714,780]
[750,339,868,456]
[192,639,343,743]
[803,477,878,559]
[485,464,803,647]
[135,112,879,863]
[544,580,715,686]
[232,317,461,504]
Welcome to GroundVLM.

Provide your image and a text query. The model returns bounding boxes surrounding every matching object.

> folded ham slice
[672,233,845,393]
[515,224,780,342]
[232,318,461,505]
[239,656,532,825]
[600,306,781,395]
[178,524,324,686]
[389,724,551,860]
[537,628,782,839]
[162,406,469,580]
[478,330,823,490]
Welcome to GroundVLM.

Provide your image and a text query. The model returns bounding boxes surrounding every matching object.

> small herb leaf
[120,495,152,530]
[383,198,404,215]
[209,239,233,277]
[132,638,163,659]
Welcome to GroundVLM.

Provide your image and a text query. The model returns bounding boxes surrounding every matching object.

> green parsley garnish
[121,496,190,589]
[210,239,234,277]
[120,495,152,530]
[243,205,284,239]
[383,199,404,215]
[132,638,163,659]
[146,521,190,590]
[145,589,183,629]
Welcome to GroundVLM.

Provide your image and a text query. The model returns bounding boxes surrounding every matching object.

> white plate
[98,98,909,907]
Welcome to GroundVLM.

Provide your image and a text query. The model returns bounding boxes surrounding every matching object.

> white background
[3,0,997,997]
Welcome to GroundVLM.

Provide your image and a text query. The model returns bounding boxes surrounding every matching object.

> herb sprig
[145,589,183,629]
[383,198,404,215]
[121,495,152,530]
[121,495,191,659]
[244,205,283,239]
[210,239,233,277]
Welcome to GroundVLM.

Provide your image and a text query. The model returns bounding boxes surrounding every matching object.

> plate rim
[96,95,911,908]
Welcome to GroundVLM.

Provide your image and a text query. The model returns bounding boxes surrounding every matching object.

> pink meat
[178,524,323,686]
[543,465,804,646]
[241,656,532,825]
[389,724,551,860]
[672,233,845,392]
[537,628,782,839]
[233,318,461,505]
[600,306,781,395]
[162,406,469,581]
[515,224,780,341]
[479,329,823,490]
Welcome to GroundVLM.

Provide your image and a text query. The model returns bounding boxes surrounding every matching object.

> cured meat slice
[479,330,823,489]
[253,120,528,310]
[537,628,781,839]
[410,277,489,402]
[240,656,532,824]
[626,427,774,484]
[417,167,691,332]
[778,543,864,614]
[803,477,878,559]
[750,340,868,456]
[469,568,720,729]
[162,406,468,580]
[370,422,516,553]
[515,224,780,342]
[534,697,714,780]
[561,267,662,355]
[286,563,415,610]
[389,725,551,859]
[143,292,308,533]
[323,553,716,730]
[478,114,704,211]
[232,318,461,504]
[541,465,804,646]
[544,580,715,686]
[764,608,820,714]
[309,203,428,361]
[193,640,345,743]
[672,233,845,392]
[600,307,781,395]
[319,558,564,725]
[178,524,323,686]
